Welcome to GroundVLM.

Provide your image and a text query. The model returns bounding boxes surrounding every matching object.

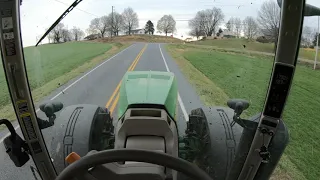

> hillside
[93,34,183,43]
[192,38,275,53]
[192,38,320,61]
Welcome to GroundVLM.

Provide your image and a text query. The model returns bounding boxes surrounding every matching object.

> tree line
[188,0,280,43]
[47,6,180,43]
[87,7,139,37]
[49,0,318,48]
[48,24,85,43]
[48,2,278,44]
[87,7,177,37]
[301,26,320,48]
[188,0,319,49]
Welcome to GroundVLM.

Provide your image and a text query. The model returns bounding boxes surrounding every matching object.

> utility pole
[111,6,114,38]
[314,16,319,70]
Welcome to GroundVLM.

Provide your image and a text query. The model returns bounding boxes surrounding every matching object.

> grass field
[193,38,275,53]
[167,44,320,180]
[192,38,320,61]
[0,42,112,107]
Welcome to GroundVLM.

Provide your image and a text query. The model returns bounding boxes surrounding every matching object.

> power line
[51,0,99,17]
[50,0,258,18]
[48,0,262,25]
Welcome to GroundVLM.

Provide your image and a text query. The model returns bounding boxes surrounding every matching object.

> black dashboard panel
[264,63,294,119]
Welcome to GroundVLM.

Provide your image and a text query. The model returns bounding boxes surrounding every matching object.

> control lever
[227,99,250,118]
[227,99,256,129]
[37,102,63,129]
[1,119,30,167]
[39,101,63,118]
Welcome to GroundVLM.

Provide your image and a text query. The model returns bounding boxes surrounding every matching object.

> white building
[125,29,145,35]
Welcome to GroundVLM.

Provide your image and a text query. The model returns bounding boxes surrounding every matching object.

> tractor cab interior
[1,0,320,180]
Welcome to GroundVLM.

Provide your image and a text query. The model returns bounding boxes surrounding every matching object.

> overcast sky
[19,0,320,47]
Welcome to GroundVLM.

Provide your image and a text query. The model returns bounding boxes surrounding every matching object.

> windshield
[1,0,320,179]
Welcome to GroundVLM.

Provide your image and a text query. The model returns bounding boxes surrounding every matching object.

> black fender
[50,104,114,173]
[181,108,288,180]
[226,113,289,180]
[180,107,243,180]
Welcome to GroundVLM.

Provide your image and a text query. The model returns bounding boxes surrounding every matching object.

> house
[221,29,236,38]
[84,34,101,40]
[125,29,145,35]
[259,28,278,40]
[184,37,194,42]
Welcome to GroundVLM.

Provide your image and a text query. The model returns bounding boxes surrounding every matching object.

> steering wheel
[56,149,213,180]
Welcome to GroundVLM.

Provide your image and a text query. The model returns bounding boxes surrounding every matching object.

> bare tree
[189,17,204,39]
[49,23,64,43]
[257,0,280,50]
[104,12,124,37]
[61,28,71,42]
[71,26,85,41]
[191,8,224,37]
[157,15,176,36]
[243,16,259,39]
[89,16,109,37]
[47,28,54,43]
[86,27,97,36]
[112,12,124,36]
[234,18,242,38]
[226,17,235,33]
[122,7,139,35]
[89,18,101,35]
[189,27,203,40]
[302,26,315,47]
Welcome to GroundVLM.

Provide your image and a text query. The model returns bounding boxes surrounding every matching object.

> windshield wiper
[35,0,83,46]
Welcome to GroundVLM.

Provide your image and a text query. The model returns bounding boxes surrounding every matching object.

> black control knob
[227,99,250,116]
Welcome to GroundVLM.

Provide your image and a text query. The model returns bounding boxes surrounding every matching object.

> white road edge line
[0,44,134,143]
[159,44,189,121]
[50,44,133,100]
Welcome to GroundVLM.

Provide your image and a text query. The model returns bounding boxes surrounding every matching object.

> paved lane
[0,43,203,180]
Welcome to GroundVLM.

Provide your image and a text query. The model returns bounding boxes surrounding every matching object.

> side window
[0,50,41,180]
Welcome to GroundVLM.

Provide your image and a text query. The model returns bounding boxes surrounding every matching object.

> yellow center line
[105,44,148,115]
[105,45,145,108]
[109,92,120,114]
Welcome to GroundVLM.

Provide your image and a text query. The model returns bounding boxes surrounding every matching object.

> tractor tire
[179,107,243,180]
[50,104,114,174]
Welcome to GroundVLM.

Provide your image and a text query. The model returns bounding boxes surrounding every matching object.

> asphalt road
[0,43,204,180]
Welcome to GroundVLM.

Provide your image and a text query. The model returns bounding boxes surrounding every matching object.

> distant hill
[92,34,183,43]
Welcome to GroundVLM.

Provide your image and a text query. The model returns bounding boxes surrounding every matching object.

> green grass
[193,38,274,53]
[192,38,320,61]
[0,42,112,107]
[167,44,320,180]
[183,50,273,116]
[298,49,319,61]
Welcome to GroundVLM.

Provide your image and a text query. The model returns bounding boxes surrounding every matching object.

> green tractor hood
[118,71,178,119]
